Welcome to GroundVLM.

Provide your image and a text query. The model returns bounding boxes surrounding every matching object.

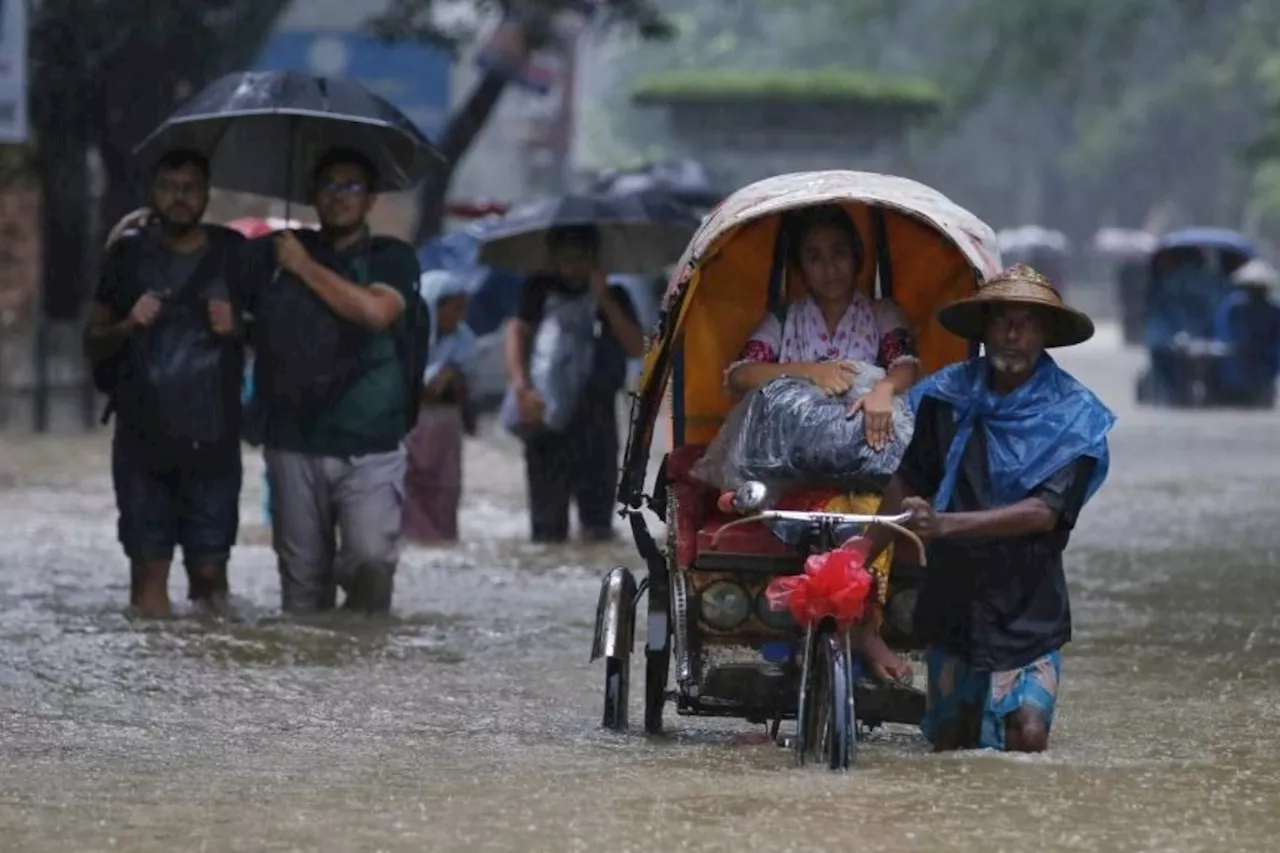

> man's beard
[156,208,202,235]
[321,217,365,240]
[989,351,1033,375]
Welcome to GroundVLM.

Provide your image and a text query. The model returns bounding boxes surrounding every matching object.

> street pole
[32,310,48,431]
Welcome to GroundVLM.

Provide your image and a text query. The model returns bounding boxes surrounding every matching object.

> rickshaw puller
[865,265,1115,753]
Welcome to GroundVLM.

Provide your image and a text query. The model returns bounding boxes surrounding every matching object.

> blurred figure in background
[1214,259,1280,406]
[402,271,477,544]
[504,225,644,543]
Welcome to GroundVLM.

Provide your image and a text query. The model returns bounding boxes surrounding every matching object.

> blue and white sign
[0,0,28,142]
[255,30,452,141]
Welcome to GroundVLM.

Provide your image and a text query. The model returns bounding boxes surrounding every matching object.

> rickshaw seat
[665,444,796,567]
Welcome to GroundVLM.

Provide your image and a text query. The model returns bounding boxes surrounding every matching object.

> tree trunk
[92,0,294,232]
[413,71,512,244]
[35,138,92,322]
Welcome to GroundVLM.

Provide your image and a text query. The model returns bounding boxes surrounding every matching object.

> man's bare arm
[934,498,1059,539]
[505,317,533,389]
[597,287,645,357]
[294,258,405,331]
[83,303,136,362]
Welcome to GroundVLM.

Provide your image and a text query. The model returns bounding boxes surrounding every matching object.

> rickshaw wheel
[798,627,855,771]
[644,648,669,735]
[603,656,630,731]
[644,488,677,735]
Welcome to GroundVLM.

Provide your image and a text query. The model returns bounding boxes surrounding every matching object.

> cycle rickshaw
[590,171,1002,769]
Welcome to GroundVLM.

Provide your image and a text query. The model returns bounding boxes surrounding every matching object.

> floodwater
[3,323,1280,853]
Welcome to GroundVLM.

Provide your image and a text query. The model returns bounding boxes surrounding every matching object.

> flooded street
[3,324,1280,853]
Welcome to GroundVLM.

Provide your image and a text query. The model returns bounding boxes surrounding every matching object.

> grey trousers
[264,447,407,614]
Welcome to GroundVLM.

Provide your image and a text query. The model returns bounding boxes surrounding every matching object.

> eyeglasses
[317,180,369,197]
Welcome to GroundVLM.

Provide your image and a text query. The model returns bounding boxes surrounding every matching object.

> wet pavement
[3,323,1280,852]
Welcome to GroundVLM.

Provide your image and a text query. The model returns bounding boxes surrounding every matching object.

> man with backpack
[84,150,247,618]
[241,148,426,615]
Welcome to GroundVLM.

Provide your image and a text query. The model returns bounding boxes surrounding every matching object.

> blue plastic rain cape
[418,271,478,387]
[908,355,1116,511]
[418,222,525,337]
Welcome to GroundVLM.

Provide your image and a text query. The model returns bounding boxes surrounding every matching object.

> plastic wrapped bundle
[691,363,914,491]
[501,291,597,437]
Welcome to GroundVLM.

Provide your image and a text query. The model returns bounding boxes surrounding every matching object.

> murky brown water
[3,324,1280,852]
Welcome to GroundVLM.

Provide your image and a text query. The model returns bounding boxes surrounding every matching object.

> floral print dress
[729,291,918,384]
[724,291,920,610]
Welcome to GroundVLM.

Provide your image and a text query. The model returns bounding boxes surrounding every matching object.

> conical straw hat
[937,263,1095,348]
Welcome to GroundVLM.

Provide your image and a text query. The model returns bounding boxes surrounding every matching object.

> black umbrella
[593,159,724,210]
[134,70,443,204]
[474,192,701,275]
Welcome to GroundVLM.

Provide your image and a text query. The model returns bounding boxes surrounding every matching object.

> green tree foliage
[896,0,1280,233]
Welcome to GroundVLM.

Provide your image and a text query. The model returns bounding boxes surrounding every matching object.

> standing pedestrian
[402,270,477,544]
[242,148,423,614]
[504,225,645,542]
[84,151,247,617]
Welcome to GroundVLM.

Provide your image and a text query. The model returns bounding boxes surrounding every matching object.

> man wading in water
[866,264,1116,752]
[85,151,247,617]
[241,149,423,614]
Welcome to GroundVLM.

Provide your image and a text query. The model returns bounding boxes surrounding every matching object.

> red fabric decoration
[765,537,874,629]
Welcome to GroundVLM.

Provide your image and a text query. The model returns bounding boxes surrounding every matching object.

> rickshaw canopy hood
[1156,228,1257,261]
[641,171,1002,449]
[1145,228,1259,348]
[664,171,1001,309]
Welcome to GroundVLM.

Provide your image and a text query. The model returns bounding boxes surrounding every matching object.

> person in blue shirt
[402,270,478,543]
[1213,259,1280,405]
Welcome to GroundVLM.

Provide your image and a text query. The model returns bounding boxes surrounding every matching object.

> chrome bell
[732,480,771,513]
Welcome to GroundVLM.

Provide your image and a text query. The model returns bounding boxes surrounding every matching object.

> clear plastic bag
[690,363,914,491]
[500,291,597,438]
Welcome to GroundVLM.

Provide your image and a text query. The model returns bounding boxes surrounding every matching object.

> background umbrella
[592,159,724,213]
[134,70,443,205]
[474,192,700,275]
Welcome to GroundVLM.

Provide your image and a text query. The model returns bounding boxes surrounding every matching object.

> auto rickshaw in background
[1135,228,1265,407]
[997,226,1071,293]
[1093,228,1158,345]
[590,171,1003,769]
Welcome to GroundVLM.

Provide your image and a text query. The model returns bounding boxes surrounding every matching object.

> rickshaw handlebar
[753,510,914,526]
[708,510,927,566]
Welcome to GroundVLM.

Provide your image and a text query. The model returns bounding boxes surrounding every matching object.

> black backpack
[397,285,431,433]
[96,227,243,468]
[250,232,374,419]
[251,232,429,435]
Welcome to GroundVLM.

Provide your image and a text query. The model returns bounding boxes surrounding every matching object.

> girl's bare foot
[855,629,913,684]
